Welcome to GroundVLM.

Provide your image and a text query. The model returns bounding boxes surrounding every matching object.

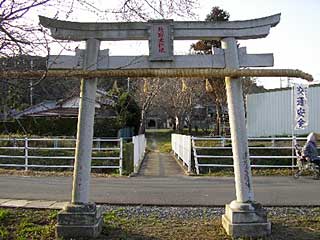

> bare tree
[190,6,265,136]
[0,0,54,57]
[1,0,198,57]
[0,0,199,131]
[132,78,168,134]
[190,6,230,135]
[153,78,206,133]
[75,0,198,21]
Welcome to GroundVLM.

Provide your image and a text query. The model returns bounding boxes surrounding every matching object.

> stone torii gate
[38,14,312,239]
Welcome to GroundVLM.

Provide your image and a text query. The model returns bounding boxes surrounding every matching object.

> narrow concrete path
[137,138,184,177]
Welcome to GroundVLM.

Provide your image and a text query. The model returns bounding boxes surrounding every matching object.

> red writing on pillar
[158,26,166,53]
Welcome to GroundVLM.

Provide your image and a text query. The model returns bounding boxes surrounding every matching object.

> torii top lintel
[39,14,280,41]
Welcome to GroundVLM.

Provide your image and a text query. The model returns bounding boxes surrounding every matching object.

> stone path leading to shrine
[137,138,184,177]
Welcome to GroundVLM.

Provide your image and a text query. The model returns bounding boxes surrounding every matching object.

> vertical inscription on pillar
[149,20,173,61]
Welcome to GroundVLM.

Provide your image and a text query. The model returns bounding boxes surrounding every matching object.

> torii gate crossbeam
[39,14,280,41]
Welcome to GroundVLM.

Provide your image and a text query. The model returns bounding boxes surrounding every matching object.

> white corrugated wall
[247,85,320,137]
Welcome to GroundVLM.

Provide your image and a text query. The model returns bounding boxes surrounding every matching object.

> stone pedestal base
[56,203,103,239]
[222,201,271,238]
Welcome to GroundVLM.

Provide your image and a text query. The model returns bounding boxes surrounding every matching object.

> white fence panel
[171,134,191,172]
[133,134,147,173]
[192,136,308,174]
[0,137,123,175]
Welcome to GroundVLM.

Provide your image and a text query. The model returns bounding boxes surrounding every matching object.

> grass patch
[101,216,227,240]
[0,209,10,222]
[0,207,319,239]
[201,168,296,177]
[145,129,173,153]
[0,168,124,177]
[0,208,57,240]
[99,208,320,240]
[158,143,172,153]
[270,214,320,240]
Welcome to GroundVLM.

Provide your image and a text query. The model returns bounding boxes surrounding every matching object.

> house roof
[12,90,116,119]
[23,107,116,118]
[12,100,57,118]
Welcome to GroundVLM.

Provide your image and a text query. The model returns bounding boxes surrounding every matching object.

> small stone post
[56,38,103,239]
[221,37,271,238]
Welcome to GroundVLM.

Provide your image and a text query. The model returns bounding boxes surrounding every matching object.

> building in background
[247,84,320,137]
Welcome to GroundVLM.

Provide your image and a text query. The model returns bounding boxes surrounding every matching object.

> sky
[195,0,320,89]
[35,0,320,89]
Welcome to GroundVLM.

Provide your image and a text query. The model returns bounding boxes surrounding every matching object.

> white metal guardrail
[192,136,307,174]
[133,134,147,173]
[171,134,192,172]
[0,137,123,175]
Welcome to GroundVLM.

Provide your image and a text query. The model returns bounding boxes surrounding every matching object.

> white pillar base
[222,201,271,238]
[56,203,103,239]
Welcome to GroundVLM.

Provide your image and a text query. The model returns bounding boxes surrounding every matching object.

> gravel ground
[102,205,320,219]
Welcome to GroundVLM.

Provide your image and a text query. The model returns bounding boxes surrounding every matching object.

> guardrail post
[96,138,101,151]
[24,137,28,171]
[171,134,175,157]
[54,139,58,148]
[187,135,192,173]
[292,136,296,169]
[221,137,225,147]
[133,136,137,173]
[119,138,123,176]
[138,136,141,162]
[192,138,200,174]
[133,134,146,174]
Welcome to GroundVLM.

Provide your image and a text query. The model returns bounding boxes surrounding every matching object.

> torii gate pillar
[56,39,103,239]
[221,38,271,237]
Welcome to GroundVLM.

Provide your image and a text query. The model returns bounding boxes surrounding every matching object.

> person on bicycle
[303,132,320,164]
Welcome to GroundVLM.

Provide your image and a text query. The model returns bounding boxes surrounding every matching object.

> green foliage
[103,209,129,236]
[16,221,52,240]
[159,142,172,153]
[0,208,56,239]
[191,6,230,54]
[123,142,134,174]
[146,129,173,152]
[0,207,319,240]
[205,6,230,22]
[47,211,59,221]
[103,209,127,228]
[119,92,141,134]
[0,117,123,137]
[111,90,141,135]
[0,118,78,136]
[0,225,9,239]
[0,209,10,222]
[94,118,119,137]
